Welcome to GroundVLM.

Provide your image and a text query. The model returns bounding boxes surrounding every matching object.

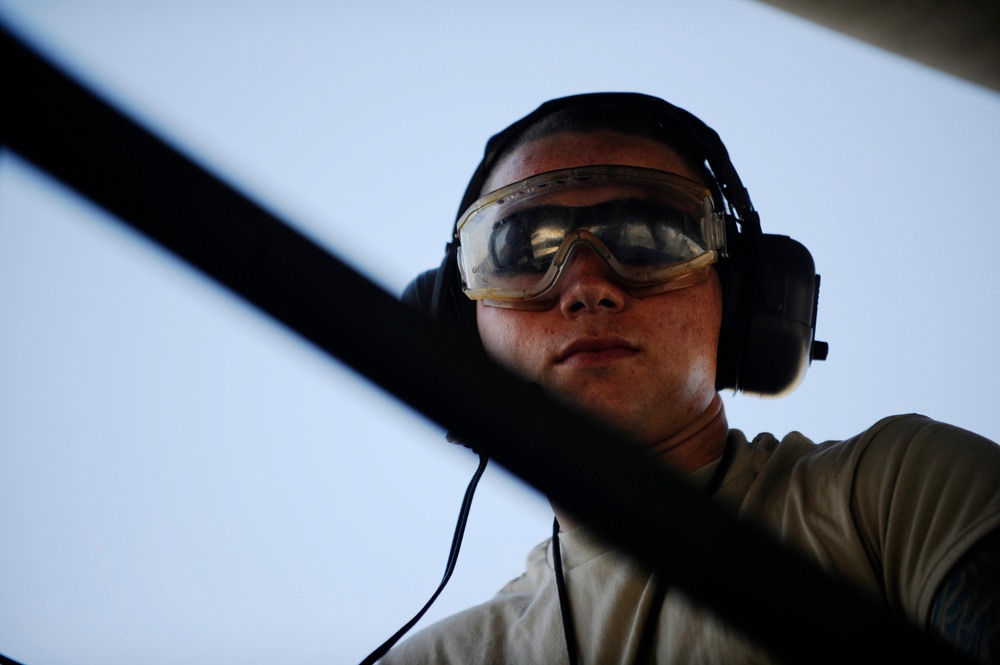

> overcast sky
[1,2,998,664]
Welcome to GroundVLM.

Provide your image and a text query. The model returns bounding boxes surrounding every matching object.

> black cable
[359,451,489,664]
[632,579,669,664]
[552,517,581,665]
[552,436,739,665]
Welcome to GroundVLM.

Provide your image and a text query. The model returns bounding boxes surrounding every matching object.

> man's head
[475,129,725,448]
[404,93,824,404]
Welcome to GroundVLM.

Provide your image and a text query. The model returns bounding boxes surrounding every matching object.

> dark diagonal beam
[0,22,972,665]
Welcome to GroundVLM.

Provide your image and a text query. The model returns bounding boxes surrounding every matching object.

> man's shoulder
[754,413,998,468]
[805,413,1000,475]
[738,414,1000,623]
[380,538,556,664]
[731,413,1000,510]
[379,591,534,664]
[817,413,987,446]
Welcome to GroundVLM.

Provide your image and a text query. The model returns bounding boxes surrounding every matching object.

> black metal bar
[0,22,972,665]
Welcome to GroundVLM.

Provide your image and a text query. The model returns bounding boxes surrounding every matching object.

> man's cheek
[497,348,539,381]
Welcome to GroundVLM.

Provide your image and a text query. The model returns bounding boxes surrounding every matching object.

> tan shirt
[381,414,1000,664]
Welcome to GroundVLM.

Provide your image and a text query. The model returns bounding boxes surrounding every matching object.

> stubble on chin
[538,374,648,442]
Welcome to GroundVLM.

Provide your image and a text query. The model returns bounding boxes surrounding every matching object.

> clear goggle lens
[455,166,726,308]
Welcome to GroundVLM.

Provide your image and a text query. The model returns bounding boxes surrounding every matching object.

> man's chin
[552,391,647,441]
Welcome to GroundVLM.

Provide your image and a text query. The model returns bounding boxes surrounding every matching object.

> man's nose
[556,245,627,316]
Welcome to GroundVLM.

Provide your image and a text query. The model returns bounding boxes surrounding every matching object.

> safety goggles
[455,165,726,308]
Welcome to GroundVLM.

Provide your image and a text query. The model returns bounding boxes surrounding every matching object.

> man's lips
[555,337,639,364]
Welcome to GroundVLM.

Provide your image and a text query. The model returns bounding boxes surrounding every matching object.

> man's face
[476,130,723,446]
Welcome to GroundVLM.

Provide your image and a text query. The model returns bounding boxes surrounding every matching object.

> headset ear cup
[402,248,480,343]
[739,235,821,396]
[401,268,441,317]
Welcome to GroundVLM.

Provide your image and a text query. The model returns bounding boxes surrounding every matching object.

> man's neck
[646,392,729,473]
[553,394,729,532]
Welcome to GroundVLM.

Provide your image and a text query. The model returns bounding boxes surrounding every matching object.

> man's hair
[455,93,725,223]
[487,103,717,196]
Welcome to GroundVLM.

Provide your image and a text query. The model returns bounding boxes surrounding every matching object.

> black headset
[403,93,827,396]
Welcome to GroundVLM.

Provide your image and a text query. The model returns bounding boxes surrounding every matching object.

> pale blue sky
[1,2,998,663]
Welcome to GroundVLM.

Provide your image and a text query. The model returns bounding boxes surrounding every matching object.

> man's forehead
[482,130,701,195]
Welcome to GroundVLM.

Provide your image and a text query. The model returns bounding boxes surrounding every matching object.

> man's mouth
[556,337,639,365]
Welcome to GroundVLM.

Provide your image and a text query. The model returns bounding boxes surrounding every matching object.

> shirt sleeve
[850,414,1000,625]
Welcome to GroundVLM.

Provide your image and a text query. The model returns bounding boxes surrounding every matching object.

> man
[382,93,1000,663]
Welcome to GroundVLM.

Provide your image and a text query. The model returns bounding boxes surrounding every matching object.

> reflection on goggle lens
[489,199,704,277]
